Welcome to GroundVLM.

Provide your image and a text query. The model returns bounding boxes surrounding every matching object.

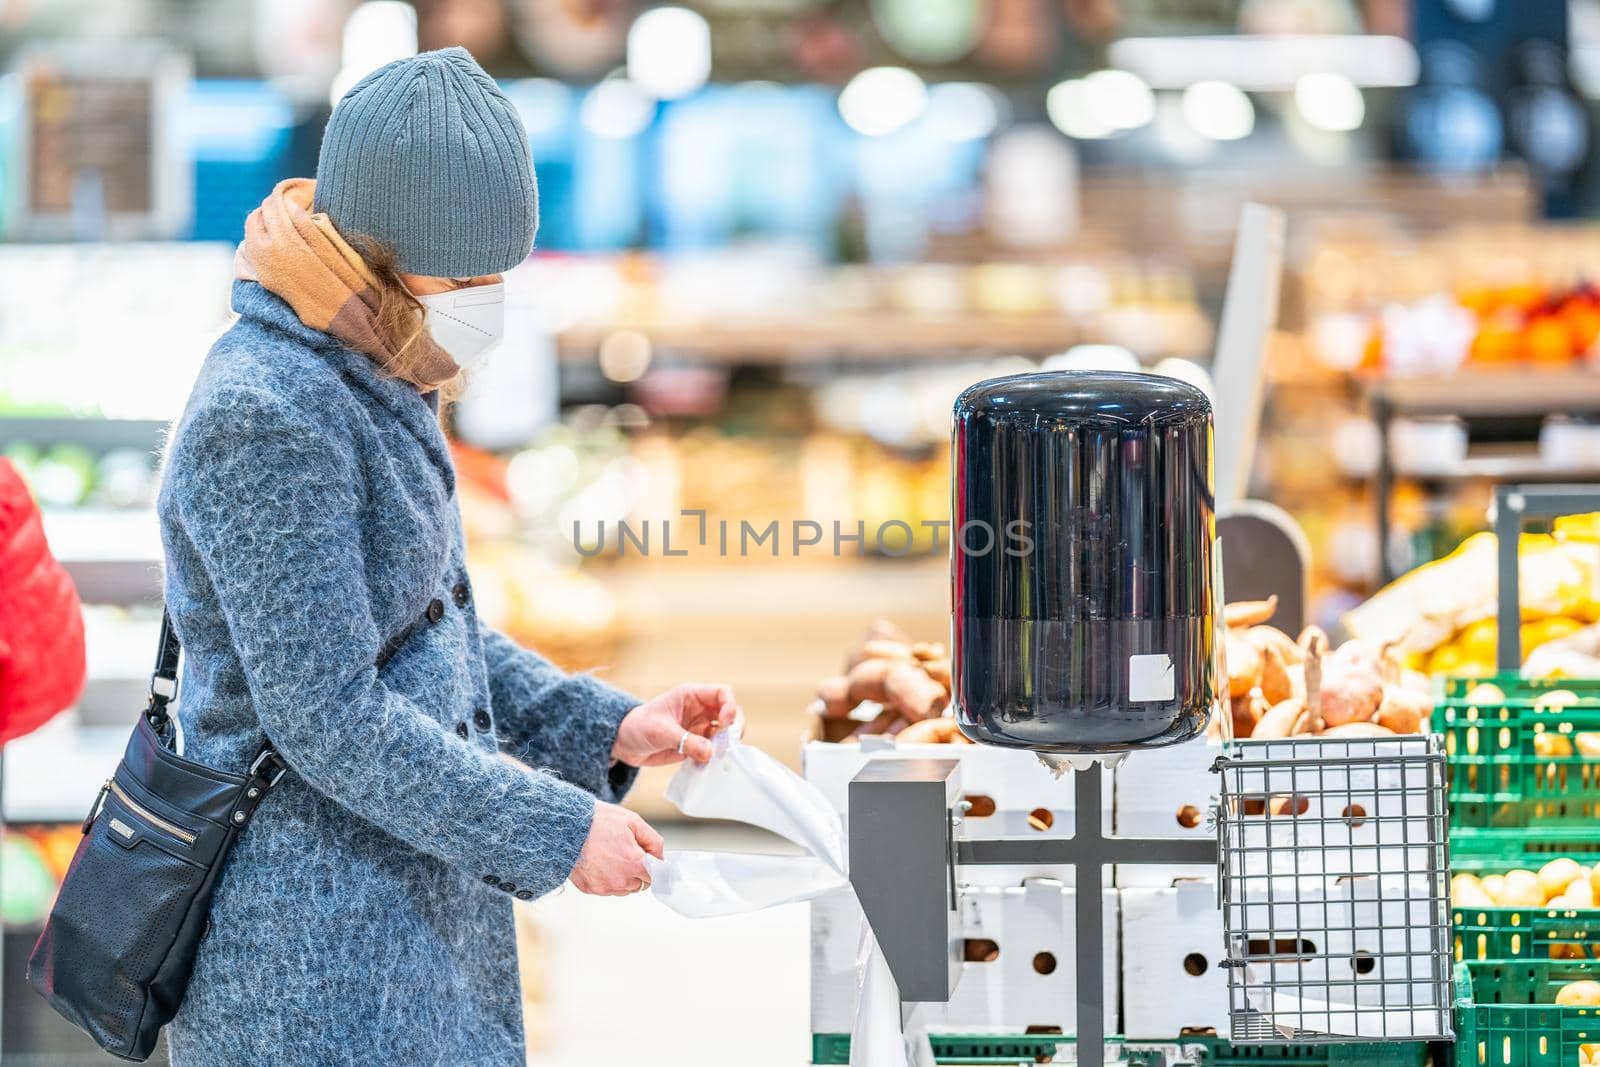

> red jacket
[0,458,86,744]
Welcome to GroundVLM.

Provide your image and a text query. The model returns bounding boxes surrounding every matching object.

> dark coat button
[452,582,470,608]
[455,722,470,740]
[473,708,492,732]
[514,889,534,900]
[483,874,500,887]
[501,881,516,893]
[426,598,445,623]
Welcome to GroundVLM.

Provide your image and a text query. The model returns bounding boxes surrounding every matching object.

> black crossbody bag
[27,611,416,1061]
[26,611,286,1060]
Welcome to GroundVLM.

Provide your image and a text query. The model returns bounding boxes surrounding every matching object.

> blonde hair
[344,233,464,400]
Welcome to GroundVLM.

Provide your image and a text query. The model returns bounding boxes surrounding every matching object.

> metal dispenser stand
[849,758,1219,1067]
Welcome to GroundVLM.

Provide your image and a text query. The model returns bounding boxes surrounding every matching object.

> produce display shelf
[1454,959,1600,1067]
[811,1033,1427,1066]
[1434,675,1600,834]
[1454,904,1600,961]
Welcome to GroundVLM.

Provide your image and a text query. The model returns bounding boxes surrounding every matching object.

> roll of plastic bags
[648,727,932,1067]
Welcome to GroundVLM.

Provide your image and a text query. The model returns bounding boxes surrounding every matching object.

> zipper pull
[82,779,111,834]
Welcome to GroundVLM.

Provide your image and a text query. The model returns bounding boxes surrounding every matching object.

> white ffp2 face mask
[414,282,506,370]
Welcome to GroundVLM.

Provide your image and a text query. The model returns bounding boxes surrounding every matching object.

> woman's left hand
[613,684,742,767]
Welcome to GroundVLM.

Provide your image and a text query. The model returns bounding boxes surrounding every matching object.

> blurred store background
[5,0,1600,1062]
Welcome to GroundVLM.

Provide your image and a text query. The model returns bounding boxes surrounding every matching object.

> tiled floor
[524,823,813,1067]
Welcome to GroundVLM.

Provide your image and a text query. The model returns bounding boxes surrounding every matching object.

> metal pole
[1074,762,1104,1067]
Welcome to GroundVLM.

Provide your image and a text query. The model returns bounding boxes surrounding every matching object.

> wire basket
[1214,735,1453,1044]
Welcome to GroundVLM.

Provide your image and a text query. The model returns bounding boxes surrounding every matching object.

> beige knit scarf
[234,179,458,390]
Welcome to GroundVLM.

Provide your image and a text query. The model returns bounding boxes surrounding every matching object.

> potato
[883,662,949,722]
[816,675,852,718]
[1259,645,1294,705]
[1481,875,1507,902]
[1536,732,1576,757]
[910,642,946,662]
[1535,688,1582,712]
[1227,635,1264,698]
[897,717,963,744]
[1322,722,1395,738]
[1374,685,1429,734]
[1224,595,1278,628]
[1581,1043,1600,1067]
[1590,864,1600,900]
[846,658,896,706]
[1562,878,1596,908]
[851,639,913,667]
[1246,625,1306,665]
[1541,859,1587,902]
[1465,682,1506,705]
[1254,698,1310,740]
[1578,732,1600,758]
[921,658,952,693]
[1451,874,1494,908]
[1557,980,1600,1006]
[1500,869,1544,907]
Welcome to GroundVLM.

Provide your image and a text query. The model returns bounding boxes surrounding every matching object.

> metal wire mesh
[1213,735,1453,1044]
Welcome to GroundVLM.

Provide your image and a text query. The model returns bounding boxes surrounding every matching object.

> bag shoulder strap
[146,608,284,786]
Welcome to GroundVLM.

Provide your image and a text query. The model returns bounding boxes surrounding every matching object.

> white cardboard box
[1123,875,1447,1041]
[810,878,1120,1038]
[1120,880,1229,1037]
[802,738,1112,887]
[1113,739,1221,887]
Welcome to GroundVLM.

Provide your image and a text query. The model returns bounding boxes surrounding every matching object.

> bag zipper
[82,779,111,834]
[107,779,198,845]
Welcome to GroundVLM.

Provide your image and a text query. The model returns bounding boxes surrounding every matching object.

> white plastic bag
[648,727,932,1067]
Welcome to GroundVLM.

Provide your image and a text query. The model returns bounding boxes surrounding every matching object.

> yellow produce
[1466,682,1507,705]
[1581,1043,1600,1067]
[1589,864,1600,900]
[1451,874,1494,909]
[1500,869,1545,907]
[1481,874,1507,901]
[1557,980,1600,1006]
[1541,859,1586,902]
[1580,733,1600,757]
[1535,688,1583,712]
[1536,732,1576,757]
[1563,878,1596,908]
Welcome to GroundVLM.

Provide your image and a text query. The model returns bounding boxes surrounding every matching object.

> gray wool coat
[156,281,637,1066]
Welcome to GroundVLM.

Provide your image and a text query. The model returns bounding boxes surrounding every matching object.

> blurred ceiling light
[1181,80,1255,141]
[1295,71,1365,132]
[1082,69,1154,131]
[871,0,982,64]
[598,329,653,382]
[1154,92,1215,161]
[1046,79,1111,139]
[330,1,417,106]
[580,76,656,139]
[1109,34,1418,91]
[626,6,712,100]
[838,66,928,136]
[925,81,1005,141]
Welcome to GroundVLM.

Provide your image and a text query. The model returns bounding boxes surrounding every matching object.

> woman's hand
[570,801,664,896]
[612,683,742,767]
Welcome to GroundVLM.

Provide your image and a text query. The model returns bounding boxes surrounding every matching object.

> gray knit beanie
[313,47,537,277]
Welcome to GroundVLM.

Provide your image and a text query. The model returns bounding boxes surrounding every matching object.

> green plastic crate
[1434,675,1600,840]
[1455,959,1600,1066]
[1455,904,1600,961]
[811,1032,1427,1065]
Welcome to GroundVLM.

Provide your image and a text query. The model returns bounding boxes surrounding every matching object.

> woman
[158,48,736,1065]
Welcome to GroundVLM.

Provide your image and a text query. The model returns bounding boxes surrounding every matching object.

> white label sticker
[109,817,135,839]
[1129,653,1175,702]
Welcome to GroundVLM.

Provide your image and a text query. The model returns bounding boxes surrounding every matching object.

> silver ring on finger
[634,877,650,893]
[676,730,691,756]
